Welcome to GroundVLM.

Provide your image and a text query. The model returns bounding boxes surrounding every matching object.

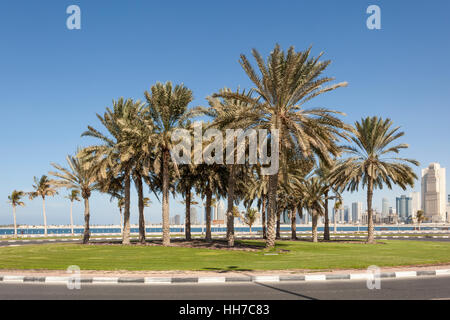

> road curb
[1,268,449,285]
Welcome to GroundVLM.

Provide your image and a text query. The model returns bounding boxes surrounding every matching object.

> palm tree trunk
[312,211,318,243]
[136,175,146,244]
[13,205,17,238]
[162,149,170,246]
[226,164,235,247]
[323,191,330,241]
[119,207,123,234]
[70,200,74,236]
[82,196,90,244]
[367,178,375,244]
[276,210,281,239]
[185,186,192,241]
[290,210,297,240]
[123,173,131,245]
[266,173,278,248]
[261,194,267,239]
[42,197,47,237]
[205,188,212,242]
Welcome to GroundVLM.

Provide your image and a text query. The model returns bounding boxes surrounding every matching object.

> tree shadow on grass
[203,266,254,272]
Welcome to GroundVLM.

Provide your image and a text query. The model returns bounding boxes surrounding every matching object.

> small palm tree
[196,164,227,242]
[7,190,26,238]
[295,176,329,242]
[331,117,419,243]
[315,159,340,240]
[64,190,80,236]
[49,155,98,244]
[28,175,58,237]
[243,167,269,239]
[143,197,151,208]
[241,208,260,234]
[176,162,200,241]
[416,210,425,230]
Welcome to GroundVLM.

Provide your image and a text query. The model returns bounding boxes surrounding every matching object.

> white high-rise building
[410,192,421,219]
[382,198,389,217]
[217,200,225,221]
[190,207,198,225]
[421,163,446,222]
[352,202,363,223]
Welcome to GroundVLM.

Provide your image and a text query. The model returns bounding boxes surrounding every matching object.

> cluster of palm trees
[6,44,419,248]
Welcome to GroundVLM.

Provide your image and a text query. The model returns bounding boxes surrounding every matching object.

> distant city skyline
[1,1,449,226]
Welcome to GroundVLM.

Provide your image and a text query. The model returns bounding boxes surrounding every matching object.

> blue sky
[0,0,449,226]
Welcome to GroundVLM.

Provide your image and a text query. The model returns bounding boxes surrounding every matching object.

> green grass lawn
[1,240,450,271]
[0,234,186,241]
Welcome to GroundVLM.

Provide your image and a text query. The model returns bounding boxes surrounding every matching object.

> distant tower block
[421,163,446,222]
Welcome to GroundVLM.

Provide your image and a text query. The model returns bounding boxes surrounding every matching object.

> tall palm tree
[331,117,419,243]
[28,175,57,237]
[199,88,256,247]
[214,44,350,248]
[118,105,157,244]
[64,189,80,236]
[50,155,98,244]
[7,190,25,238]
[144,81,194,246]
[80,98,144,245]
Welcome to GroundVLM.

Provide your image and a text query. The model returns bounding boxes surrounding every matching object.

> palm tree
[333,197,343,233]
[50,155,98,244]
[80,98,144,245]
[176,163,199,241]
[416,210,425,230]
[196,163,227,242]
[331,117,419,243]
[241,207,259,234]
[199,88,256,247]
[143,197,151,208]
[28,175,57,237]
[7,190,25,238]
[297,176,328,242]
[64,190,80,236]
[104,176,125,233]
[214,44,350,248]
[144,82,194,246]
[143,197,151,230]
[243,167,269,239]
[315,159,341,240]
[118,106,157,245]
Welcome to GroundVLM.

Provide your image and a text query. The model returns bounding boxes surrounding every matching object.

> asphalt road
[1,276,449,300]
